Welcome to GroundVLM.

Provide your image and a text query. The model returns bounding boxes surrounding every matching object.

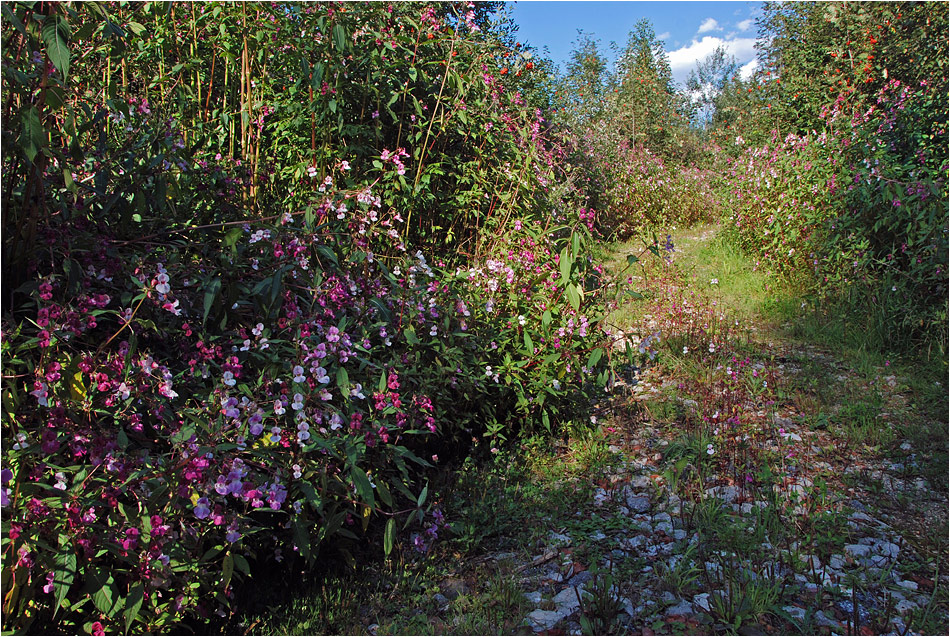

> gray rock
[783,606,807,622]
[440,577,472,599]
[813,610,841,629]
[897,580,918,591]
[693,593,711,612]
[895,599,918,614]
[567,571,594,588]
[590,531,607,542]
[630,475,652,490]
[706,485,739,503]
[553,585,582,609]
[673,529,687,541]
[434,593,450,608]
[524,591,543,605]
[665,600,693,617]
[844,544,870,559]
[527,609,564,632]
[626,493,651,514]
[876,541,900,559]
[773,415,795,429]
[549,532,572,547]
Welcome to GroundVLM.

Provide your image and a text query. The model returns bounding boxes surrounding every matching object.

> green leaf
[376,478,393,508]
[20,106,45,163]
[336,366,350,394]
[566,284,580,311]
[350,466,375,508]
[586,348,604,370]
[123,582,144,633]
[404,327,420,345]
[383,518,395,556]
[1,4,27,39]
[122,21,148,39]
[541,310,552,328]
[523,331,534,353]
[52,549,76,618]
[232,554,251,576]
[416,483,428,508]
[369,298,392,323]
[627,254,639,266]
[223,227,243,248]
[221,553,234,589]
[333,24,347,51]
[88,571,120,615]
[42,14,71,80]
[559,248,571,284]
[202,277,221,325]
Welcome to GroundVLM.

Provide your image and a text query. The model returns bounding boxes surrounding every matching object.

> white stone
[527,609,563,632]
[693,593,711,612]
[665,600,693,617]
[524,591,543,605]
[876,541,900,558]
[549,532,572,547]
[783,606,807,622]
[897,580,918,591]
[845,544,870,558]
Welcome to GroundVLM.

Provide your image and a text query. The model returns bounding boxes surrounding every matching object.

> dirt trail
[500,226,949,635]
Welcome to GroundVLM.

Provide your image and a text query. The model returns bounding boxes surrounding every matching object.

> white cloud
[697,18,721,34]
[739,58,758,80]
[736,18,754,32]
[667,35,758,85]
[657,31,671,40]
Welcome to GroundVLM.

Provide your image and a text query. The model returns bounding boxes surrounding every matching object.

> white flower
[551,380,561,390]
[223,371,236,387]
[292,366,307,383]
[274,400,286,415]
[429,325,438,337]
[518,315,526,326]
[710,278,719,285]
[314,367,330,384]
[682,346,689,355]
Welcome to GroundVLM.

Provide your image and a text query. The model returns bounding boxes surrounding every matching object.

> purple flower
[194,497,211,519]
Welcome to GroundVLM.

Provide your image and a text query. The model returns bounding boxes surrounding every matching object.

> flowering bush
[723,78,948,352]
[0,3,635,633]
[0,169,624,631]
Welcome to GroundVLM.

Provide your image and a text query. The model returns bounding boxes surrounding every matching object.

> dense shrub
[0,2,634,633]
[724,78,948,353]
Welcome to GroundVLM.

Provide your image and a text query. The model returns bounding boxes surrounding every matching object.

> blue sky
[505,1,763,87]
